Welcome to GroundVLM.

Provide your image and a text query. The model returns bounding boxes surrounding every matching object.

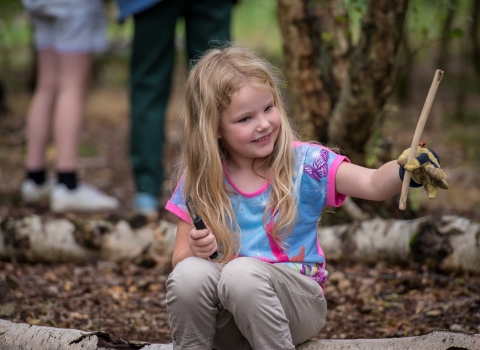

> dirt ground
[1,62,480,344]
[1,259,479,344]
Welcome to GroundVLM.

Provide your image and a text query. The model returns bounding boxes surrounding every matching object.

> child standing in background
[165,44,448,349]
[21,0,119,212]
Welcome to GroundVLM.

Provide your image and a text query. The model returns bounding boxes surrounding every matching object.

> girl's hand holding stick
[398,70,447,210]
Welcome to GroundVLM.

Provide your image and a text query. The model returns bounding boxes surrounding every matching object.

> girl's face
[219,82,281,169]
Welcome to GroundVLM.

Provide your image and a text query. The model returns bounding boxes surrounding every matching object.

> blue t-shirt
[166,142,349,287]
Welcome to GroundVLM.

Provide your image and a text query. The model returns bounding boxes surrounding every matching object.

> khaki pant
[166,257,327,350]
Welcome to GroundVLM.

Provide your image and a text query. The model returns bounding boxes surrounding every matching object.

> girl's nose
[256,115,270,131]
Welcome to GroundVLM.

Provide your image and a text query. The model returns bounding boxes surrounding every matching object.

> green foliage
[106,12,133,53]
[0,302,15,317]
[344,0,369,44]
[445,112,480,164]
[0,1,30,49]
[450,27,464,38]
[364,130,386,168]
[0,0,285,91]
[79,144,97,158]
[0,3,33,91]
[442,73,480,164]
[0,1,24,20]
[405,0,471,61]
[232,0,282,62]
[408,189,421,213]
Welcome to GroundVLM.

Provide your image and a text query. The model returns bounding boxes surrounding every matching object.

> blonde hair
[178,43,297,263]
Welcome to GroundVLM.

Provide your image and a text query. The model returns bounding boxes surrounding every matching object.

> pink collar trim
[222,162,269,198]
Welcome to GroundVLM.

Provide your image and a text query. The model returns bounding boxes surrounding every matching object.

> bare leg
[25,48,58,171]
[53,53,92,172]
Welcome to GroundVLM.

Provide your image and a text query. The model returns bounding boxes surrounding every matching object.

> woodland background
[0,0,479,345]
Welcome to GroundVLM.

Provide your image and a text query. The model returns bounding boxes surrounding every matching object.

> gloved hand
[397,144,449,199]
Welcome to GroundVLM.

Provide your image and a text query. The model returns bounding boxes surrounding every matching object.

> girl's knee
[218,258,270,298]
[222,257,268,277]
[166,257,219,301]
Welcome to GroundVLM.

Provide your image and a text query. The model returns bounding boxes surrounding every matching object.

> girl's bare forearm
[336,161,402,201]
[172,247,194,268]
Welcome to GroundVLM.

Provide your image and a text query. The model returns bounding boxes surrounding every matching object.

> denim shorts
[26,0,108,53]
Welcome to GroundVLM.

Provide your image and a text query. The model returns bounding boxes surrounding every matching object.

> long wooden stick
[399,70,444,210]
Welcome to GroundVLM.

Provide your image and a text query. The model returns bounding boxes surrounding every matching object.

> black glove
[397,145,449,199]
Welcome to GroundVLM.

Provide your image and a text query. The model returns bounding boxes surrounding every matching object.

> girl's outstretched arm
[172,219,217,268]
[335,161,402,201]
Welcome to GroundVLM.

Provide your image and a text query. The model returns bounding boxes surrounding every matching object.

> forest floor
[1,259,480,344]
[1,62,480,344]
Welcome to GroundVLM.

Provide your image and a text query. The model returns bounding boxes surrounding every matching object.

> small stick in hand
[399,70,444,210]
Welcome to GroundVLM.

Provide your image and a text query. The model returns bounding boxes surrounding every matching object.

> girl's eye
[238,116,251,123]
[265,105,274,112]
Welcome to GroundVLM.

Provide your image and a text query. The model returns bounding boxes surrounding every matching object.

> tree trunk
[328,0,408,165]
[315,0,350,102]
[276,0,349,142]
[1,215,479,274]
[470,0,480,75]
[395,32,414,103]
[436,0,457,71]
[1,319,478,350]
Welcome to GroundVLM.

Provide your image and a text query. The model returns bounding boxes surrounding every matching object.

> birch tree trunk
[1,215,479,274]
[328,0,409,165]
[1,319,479,350]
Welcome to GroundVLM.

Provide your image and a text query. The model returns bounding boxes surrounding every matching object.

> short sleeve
[165,176,191,224]
[326,153,349,207]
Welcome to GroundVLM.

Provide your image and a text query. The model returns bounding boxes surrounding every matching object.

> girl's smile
[252,133,272,143]
[219,82,281,169]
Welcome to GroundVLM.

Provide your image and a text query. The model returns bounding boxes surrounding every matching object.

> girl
[165,44,447,350]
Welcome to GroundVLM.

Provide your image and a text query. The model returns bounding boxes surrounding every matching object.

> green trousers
[130,0,233,197]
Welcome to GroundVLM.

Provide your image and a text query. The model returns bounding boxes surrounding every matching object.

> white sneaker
[21,179,53,203]
[50,183,119,213]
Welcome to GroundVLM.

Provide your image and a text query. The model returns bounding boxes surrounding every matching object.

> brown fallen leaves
[319,262,480,340]
[1,258,479,344]
[0,258,173,343]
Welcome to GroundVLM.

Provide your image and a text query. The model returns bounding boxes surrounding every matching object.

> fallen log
[0,215,176,264]
[297,330,480,350]
[0,215,479,274]
[0,319,478,350]
[319,215,480,273]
